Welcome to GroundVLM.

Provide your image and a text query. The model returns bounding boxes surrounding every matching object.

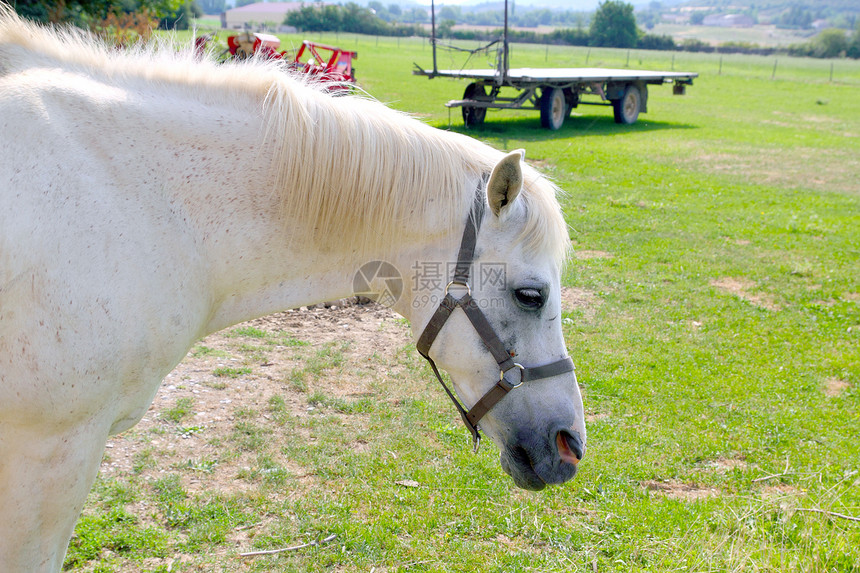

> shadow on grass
[439,114,698,142]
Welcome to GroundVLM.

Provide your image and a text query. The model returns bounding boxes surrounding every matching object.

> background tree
[812,28,849,58]
[368,1,391,22]
[403,7,428,24]
[777,6,813,30]
[849,22,860,59]
[437,19,454,38]
[589,0,638,48]
[342,2,387,35]
[11,0,187,24]
[285,3,408,36]
[438,6,461,23]
[286,4,343,32]
[159,0,202,30]
[197,0,224,15]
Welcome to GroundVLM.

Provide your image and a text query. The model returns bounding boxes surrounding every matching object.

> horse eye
[514,287,545,310]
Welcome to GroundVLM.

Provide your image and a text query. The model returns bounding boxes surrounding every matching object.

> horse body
[0,8,584,571]
[0,34,354,572]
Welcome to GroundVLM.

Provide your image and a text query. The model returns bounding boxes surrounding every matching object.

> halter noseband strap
[416,180,575,452]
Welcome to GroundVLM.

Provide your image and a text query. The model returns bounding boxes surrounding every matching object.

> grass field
[65,35,859,572]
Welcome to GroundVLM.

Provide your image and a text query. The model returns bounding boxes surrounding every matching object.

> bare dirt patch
[585,411,609,423]
[823,377,850,397]
[101,300,410,497]
[572,249,613,260]
[758,483,804,498]
[710,277,781,311]
[641,480,719,501]
[682,142,860,196]
[560,286,602,322]
[703,457,749,473]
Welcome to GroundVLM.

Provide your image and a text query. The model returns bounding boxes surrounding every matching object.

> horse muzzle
[500,426,585,491]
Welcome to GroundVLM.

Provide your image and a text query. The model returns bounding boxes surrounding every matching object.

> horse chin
[500,448,548,491]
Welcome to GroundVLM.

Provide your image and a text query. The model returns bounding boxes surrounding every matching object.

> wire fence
[514,43,860,85]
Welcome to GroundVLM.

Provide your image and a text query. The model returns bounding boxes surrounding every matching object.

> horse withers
[0,8,585,570]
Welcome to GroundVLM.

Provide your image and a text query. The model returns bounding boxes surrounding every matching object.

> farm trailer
[413,0,697,130]
[413,65,698,130]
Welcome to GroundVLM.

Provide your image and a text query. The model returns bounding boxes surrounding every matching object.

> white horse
[0,8,585,571]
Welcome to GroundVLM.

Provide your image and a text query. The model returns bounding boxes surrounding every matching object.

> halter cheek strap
[416,181,575,452]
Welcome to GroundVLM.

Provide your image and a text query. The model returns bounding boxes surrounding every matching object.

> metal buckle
[500,362,525,389]
[445,280,471,297]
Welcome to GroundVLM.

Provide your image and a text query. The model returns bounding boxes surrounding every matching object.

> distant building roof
[223,2,316,30]
[230,2,304,13]
[702,14,754,28]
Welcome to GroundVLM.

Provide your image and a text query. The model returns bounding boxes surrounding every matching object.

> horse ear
[487,149,525,217]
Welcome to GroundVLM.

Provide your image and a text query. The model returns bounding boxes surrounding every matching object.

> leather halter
[416,180,575,452]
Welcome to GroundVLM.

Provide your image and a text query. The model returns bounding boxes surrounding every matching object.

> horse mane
[0,6,569,263]
[264,83,569,262]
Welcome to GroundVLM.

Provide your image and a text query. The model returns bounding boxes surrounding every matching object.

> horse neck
[195,188,465,335]
[164,93,470,335]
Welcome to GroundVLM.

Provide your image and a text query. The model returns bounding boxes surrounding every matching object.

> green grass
[160,397,194,424]
[65,35,859,572]
[213,366,253,378]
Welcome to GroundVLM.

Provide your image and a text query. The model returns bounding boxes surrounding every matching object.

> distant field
[191,17,221,30]
[68,33,859,572]
[193,18,825,49]
[650,23,818,47]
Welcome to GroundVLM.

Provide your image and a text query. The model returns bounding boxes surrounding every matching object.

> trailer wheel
[613,84,641,124]
[540,87,567,130]
[462,83,487,129]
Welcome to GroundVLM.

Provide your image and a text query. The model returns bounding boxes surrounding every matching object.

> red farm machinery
[196,32,357,86]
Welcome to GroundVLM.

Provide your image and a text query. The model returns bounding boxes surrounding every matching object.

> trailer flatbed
[418,67,697,84]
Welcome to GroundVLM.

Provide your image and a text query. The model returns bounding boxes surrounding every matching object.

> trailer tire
[540,87,567,130]
[462,83,487,129]
[613,84,641,124]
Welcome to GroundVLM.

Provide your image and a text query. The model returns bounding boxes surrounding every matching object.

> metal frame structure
[413,0,697,130]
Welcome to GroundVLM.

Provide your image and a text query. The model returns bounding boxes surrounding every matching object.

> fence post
[626,49,630,66]
[585,48,590,65]
[719,55,722,75]
[545,43,549,62]
[830,61,834,82]
[671,53,675,71]
[772,58,777,80]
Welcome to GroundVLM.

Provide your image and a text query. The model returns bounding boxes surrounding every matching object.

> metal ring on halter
[445,280,471,297]
[501,362,525,388]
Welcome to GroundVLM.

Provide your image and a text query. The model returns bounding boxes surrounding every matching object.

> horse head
[408,150,586,491]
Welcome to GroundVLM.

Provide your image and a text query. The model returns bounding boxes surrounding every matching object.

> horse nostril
[556,430,584,465]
